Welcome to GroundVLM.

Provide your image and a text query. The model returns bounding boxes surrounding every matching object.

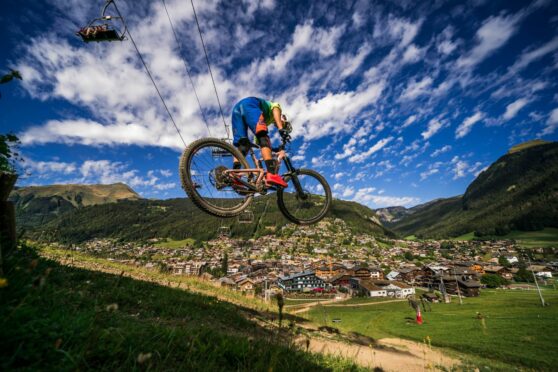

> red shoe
[266,173,288,188]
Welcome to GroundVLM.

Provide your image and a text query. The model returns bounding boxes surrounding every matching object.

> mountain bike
[179,136,331,225]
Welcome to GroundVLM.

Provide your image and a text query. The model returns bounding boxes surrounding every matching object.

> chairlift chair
[77,0,127,43]
[212,138,234,157]
[238,209,254,224]
[218,226,231,237]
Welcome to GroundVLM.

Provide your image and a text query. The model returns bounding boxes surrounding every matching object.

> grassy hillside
[306,290,558,370]
[10,183,141,228]
[508,139,549,154]
[390,142,558,239]
[452,228,558,248]
[22,194,391,243]
[1,244,360,371]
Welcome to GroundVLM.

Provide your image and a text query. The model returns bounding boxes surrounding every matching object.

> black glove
[279,129,291,143]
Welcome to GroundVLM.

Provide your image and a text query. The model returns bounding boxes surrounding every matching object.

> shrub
[481,273,510,288]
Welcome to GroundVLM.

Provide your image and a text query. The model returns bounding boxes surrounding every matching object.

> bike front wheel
[179,137,252,218]
[276,168,332,225]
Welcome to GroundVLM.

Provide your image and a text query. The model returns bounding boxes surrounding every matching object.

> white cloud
[240,22,344,80]
[20,152,179,196]
[401,115,417,129]
[353,187,419,207]
[335,138,357,160]
[431,145,452,157]
[509,36,558,74]
[455,112,484,139]
[451,157,483,180]
[286,81,385,140]
[420,168,439,181]
[421,119,444,140]
[386,17,422,48]
[25,159,77,176]
[452,160,468,179]
[348,137,393,163]
[436,26,458,56]
[541,108,558,135]
[399,76,432,101]
[342,186,355,198]
[457,14,521,69]
[502,98,530,120]
[339,43,373,78]
[402,44,423,63]
[20,119,188,149]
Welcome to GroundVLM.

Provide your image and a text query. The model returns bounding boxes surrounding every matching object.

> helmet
[281,114,292,133]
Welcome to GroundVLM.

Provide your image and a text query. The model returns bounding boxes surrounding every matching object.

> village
[62,218,558,301]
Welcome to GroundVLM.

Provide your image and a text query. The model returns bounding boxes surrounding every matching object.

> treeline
[22,196,390,244]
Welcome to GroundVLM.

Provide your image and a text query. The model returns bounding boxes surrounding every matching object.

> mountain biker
[231,97,290,188]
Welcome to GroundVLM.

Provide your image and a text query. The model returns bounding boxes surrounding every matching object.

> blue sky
[1,0,558,208]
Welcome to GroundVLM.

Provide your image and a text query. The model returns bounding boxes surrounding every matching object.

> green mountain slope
[19,192,391,243]
[1,245,360,370]
[10,183,141,228]
[390,141,558,238]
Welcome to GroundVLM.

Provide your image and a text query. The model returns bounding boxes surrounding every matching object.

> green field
[1,245,361,371]
[153,238,196,248]
[305,290,558,370]
[504,228,558,248]
[452,232,476,241]
[451,228,558,247]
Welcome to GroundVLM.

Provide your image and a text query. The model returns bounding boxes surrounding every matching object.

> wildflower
[54,338,63,349]
[29,259,39,270]
[105,303,119,312]
[0,278,8,288]
[137,352,152,364]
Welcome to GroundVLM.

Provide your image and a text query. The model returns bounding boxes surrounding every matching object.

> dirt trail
[303,336,459,371]
[288,298,407,314]
[285,298,339,313]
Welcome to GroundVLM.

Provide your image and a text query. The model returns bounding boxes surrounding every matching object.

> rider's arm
[272,107,284,130]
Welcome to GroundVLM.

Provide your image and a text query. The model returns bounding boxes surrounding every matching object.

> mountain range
[10,183,140,229]
[9,184,389,243]
[378,140,558,238]
[9,140,557,242]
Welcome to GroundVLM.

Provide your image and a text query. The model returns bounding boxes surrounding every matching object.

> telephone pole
[526,253,545,307]
[453,268,463,305]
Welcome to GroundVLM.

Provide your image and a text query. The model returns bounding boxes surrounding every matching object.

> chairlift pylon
[76,0,127,43]
[218,225,231,237]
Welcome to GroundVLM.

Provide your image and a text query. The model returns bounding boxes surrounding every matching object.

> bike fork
[283,157,306,199]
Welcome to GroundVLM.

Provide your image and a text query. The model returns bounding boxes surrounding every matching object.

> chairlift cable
[190,0,231,139]
[160,0,212,136]
[112,0,188,148]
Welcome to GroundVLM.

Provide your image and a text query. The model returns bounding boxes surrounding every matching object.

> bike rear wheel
[276,168,331,225]
[179,137,252,218]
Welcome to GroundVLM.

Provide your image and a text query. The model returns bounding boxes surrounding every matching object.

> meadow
[153,237,196,248]
[306,290,558,370]
[452,228,558,248]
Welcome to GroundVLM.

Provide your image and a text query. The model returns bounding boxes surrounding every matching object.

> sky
[1,0,558,209]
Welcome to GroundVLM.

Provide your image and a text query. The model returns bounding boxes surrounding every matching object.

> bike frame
[222,141,306,197]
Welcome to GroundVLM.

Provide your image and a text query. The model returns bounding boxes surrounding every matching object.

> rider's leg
[256,132,276,173]
[257,131,287,187]
[231,102,248,169]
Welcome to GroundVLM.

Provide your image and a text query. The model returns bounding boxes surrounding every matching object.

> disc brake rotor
[210,166,230,190]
